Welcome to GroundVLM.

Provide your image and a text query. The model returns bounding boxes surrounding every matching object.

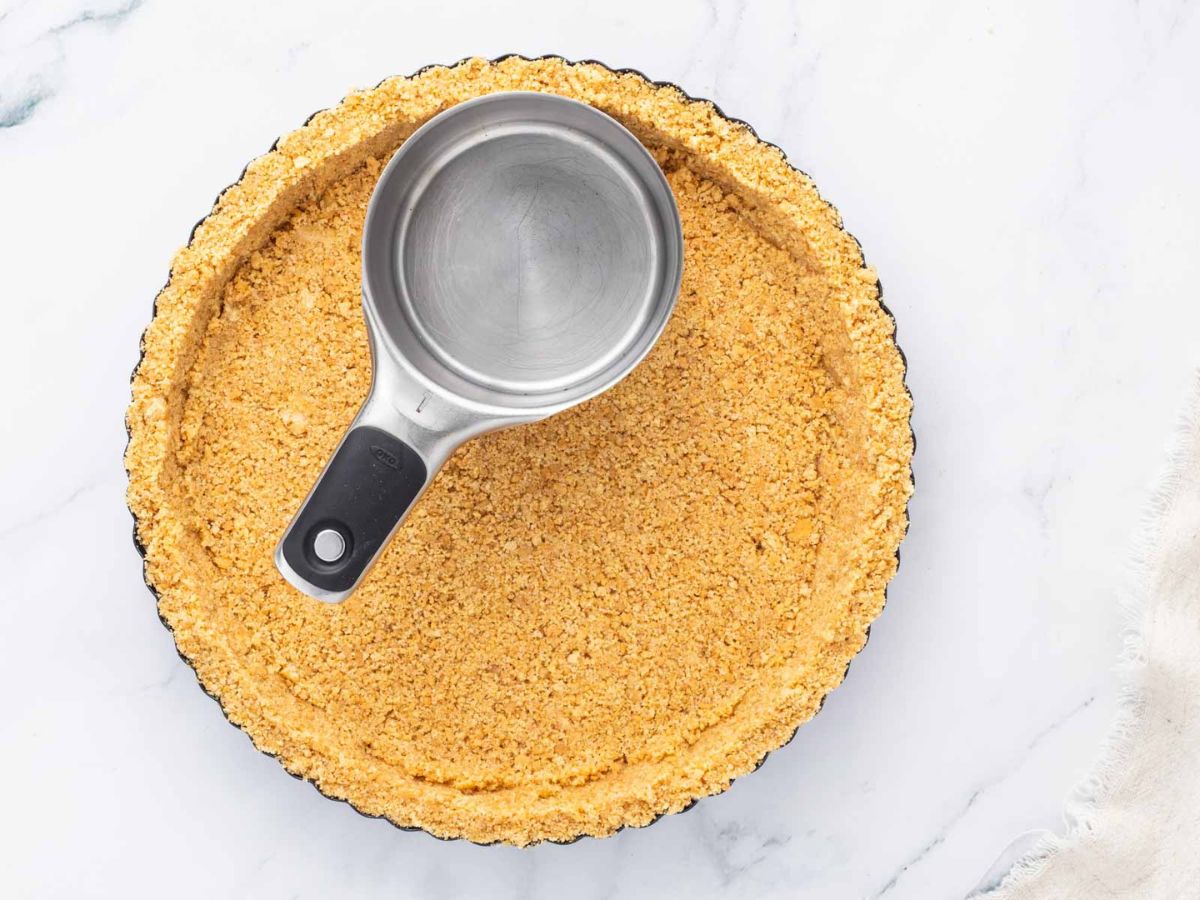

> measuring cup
[275,92,684,601]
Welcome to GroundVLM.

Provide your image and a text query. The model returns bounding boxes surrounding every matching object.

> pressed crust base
[125,56,913,846]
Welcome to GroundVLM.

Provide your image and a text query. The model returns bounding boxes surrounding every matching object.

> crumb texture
[126,57,912,846]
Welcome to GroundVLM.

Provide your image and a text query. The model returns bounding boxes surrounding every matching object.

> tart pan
[126,54,914,846]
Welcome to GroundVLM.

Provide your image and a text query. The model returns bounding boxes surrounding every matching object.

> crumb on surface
[125,56,912,846]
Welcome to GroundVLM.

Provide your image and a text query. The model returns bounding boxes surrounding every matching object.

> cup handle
[275,423,430,601]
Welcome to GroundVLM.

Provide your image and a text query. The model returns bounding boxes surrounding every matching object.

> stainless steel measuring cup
[275,92,684,601]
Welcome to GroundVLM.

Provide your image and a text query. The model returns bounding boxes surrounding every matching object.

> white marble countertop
[2,0,1199,897]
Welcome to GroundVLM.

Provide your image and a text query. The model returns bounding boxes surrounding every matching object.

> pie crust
[125,56,913,845]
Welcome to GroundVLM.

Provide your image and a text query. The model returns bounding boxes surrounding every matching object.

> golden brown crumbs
[126,56,912,846]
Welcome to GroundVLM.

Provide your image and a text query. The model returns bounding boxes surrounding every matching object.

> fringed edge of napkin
[976,372,1200,898]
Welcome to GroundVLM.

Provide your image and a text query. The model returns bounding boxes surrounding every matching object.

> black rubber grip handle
[280,426,428,594]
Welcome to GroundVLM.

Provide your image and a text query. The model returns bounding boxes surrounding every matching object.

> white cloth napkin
[980,380,1200,898]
